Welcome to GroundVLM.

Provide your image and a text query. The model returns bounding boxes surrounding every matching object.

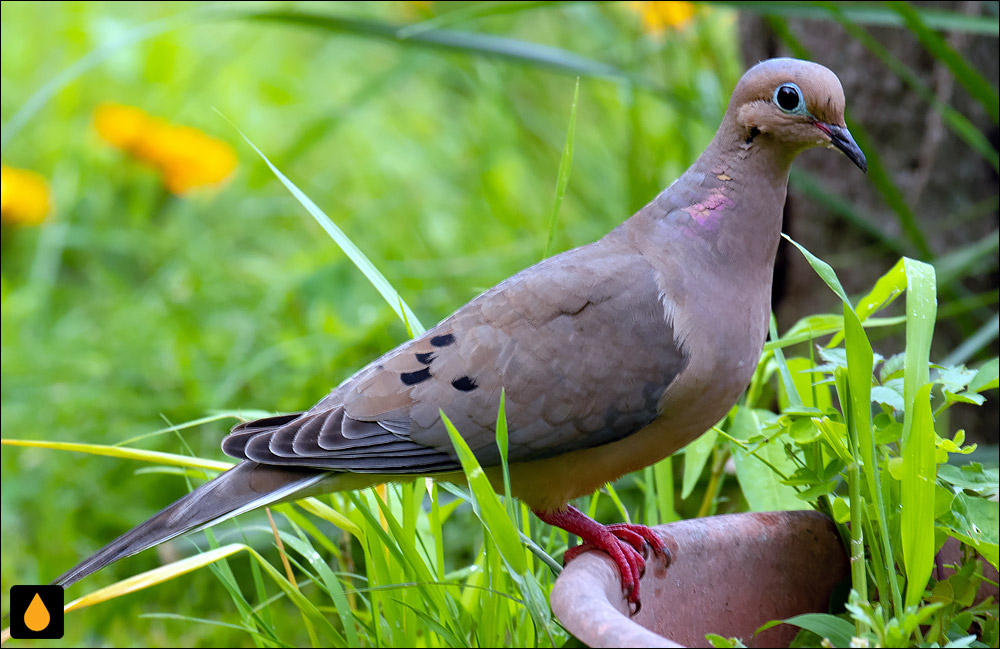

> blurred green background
[2,1,996,647]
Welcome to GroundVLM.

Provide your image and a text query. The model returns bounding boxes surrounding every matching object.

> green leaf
[441,411,553,633]
[0,438,232,472]
[228,118,426,335]
[782,235,851,304]
[902,258,936,433]
[829,258,907,347]
[969,358,999,393]
[938,463,999,499]
[65,543,249,613]
[543,77,579,259]
[898,258,938,608]
[246,10,637,85]
[705,633,745,648]
[759,612,854,648]
[717,1,999,35]
[889,1,999,124]
[939,492,1000,569]
[781,357,832,412]
[771,312,802,407]
[681,428,717,500]
[901,384,937,608]
[279,533,359,647]
[729,408,802,512]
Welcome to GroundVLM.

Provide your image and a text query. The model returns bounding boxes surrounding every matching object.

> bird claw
[535,507,670,616]
[562,523,669,612]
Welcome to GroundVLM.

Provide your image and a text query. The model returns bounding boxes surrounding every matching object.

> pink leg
[535,506,669,612]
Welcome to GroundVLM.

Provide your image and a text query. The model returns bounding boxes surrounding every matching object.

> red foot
[535,506,669,613]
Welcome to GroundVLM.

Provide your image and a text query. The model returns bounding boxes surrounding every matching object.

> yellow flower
[403,0,434,16]
[628,1,696,34]
[94,102,152,154]
[140,124,239,195]
[1,165,52,226]
[94,102,237,195]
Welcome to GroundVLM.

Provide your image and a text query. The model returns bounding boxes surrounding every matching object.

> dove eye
[773,83,805,113]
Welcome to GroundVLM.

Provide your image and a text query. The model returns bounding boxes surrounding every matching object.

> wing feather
[222,236,688,474]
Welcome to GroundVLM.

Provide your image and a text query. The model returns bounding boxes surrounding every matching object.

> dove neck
[616,122,794,301]
[695,122,795,206]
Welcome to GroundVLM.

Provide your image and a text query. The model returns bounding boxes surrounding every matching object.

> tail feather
[53,462,327,589]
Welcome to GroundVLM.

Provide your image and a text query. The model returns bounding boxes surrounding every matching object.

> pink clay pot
[550,510,849,648]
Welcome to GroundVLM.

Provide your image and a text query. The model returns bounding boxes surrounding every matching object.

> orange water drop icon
[24,592,51,632]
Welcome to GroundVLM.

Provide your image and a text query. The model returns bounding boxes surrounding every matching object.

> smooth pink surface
[550,510,849,648]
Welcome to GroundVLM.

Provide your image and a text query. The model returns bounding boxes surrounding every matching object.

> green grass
[2,2,997,647]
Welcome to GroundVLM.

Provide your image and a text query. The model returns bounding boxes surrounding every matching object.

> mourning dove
[52,58,866,607]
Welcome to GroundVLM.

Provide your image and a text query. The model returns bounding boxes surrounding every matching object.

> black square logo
[9,585,64,639]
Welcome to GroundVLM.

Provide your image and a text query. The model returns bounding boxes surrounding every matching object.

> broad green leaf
[682,428,717,499]
[898,258,937,608]
[938,463,999,498]
[780,357,832,411]
[757,612,854,648]
[901,384,937,607]
[939,492,1000,569]
[828,258,906,347]
[843,305,874,491]
[729,408,802,512]
[969,358,999,393]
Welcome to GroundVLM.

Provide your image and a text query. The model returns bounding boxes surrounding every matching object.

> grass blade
[717,1,1000,35]
[543,77,579,259]
[245,10,631,84]
[395,1,560,39]
[63,543,250,613]
[227,119,425,335]
[889,1,998,124]
[816,2,999,174]
[441,411,553,638]
[0,438,232,471]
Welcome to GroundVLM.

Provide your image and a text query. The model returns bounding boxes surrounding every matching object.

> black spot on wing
[415,352,435,365]
[400,367,431,385]
[430,333,455,347]
[451,376,478,392]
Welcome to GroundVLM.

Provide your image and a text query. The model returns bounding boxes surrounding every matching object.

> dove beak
[816,122,867,174]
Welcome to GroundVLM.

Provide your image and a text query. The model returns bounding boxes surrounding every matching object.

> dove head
[725,58,866,173]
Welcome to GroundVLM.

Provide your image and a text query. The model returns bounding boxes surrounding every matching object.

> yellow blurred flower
[1,165,51,226]
[628,1,696,34]
[403,0,434,17]
[94,102,237,195]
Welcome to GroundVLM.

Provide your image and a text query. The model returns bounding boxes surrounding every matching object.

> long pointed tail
[53,462,327,589]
